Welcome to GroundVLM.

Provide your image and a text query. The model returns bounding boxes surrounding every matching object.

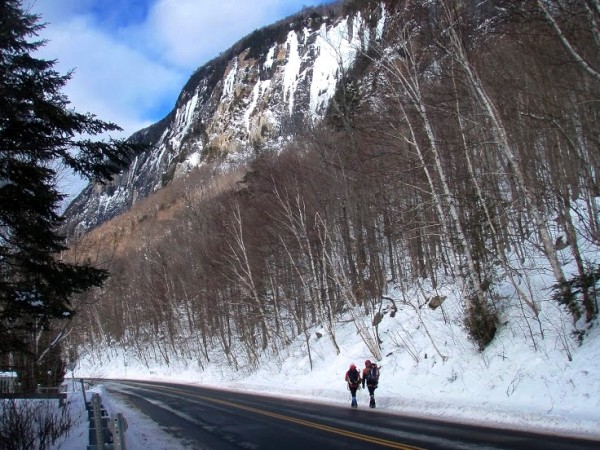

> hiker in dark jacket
[345,363,361,408]
[362,359,379,408]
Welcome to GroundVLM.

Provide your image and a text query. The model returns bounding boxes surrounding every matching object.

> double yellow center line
[142,383,426,450]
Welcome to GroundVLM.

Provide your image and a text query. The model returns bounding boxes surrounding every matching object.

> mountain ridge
[63,0,388,237]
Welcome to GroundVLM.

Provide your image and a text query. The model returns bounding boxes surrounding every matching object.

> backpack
[348,368,359,385]
[366,364,380,384]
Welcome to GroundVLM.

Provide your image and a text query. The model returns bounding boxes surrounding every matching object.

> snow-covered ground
[52,276,600,449]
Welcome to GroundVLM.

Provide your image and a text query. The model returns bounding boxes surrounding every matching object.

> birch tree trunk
[273,187,341,354]
[439,0,572,319]
[376,21,491,330]
[223,201,272,351]
[536,0,600,82]
[450,62,544,347]
[317,214,383,361]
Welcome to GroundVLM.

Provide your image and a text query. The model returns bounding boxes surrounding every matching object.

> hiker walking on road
[345,363,361,408]
[362,359,380,408]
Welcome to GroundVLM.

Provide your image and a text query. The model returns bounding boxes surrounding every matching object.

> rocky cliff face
[64,2,388,236]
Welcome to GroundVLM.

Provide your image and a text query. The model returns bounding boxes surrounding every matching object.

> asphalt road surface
[101,380,599,450]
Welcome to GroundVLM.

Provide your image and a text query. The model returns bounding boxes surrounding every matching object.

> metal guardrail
[1,377,127,448]
[86,392,128,450]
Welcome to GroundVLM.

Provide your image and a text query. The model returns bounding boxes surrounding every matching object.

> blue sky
[27,0,337,138]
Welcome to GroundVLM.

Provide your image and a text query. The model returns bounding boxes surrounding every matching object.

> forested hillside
[65,0,599,373]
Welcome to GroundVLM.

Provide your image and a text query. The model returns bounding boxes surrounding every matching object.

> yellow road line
[137,382,427,450]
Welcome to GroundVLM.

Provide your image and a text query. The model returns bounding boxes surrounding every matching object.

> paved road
[102,380,599,450]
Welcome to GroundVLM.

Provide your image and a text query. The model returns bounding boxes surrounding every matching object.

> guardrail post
[91,393,105,450]
[111,413,128,450]
[85,392,128,450]
[81,379,87,407]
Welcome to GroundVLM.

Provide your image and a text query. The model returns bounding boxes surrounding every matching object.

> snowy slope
[68,277,600,446]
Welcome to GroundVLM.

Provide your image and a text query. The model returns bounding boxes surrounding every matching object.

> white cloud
[29,0,332,138]
[37,16,182,136]
[144,0,284,70]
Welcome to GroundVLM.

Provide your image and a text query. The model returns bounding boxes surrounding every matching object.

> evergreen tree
[0,0,140,361]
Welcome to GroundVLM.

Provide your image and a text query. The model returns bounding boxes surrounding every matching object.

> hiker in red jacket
[345,363,361,408]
